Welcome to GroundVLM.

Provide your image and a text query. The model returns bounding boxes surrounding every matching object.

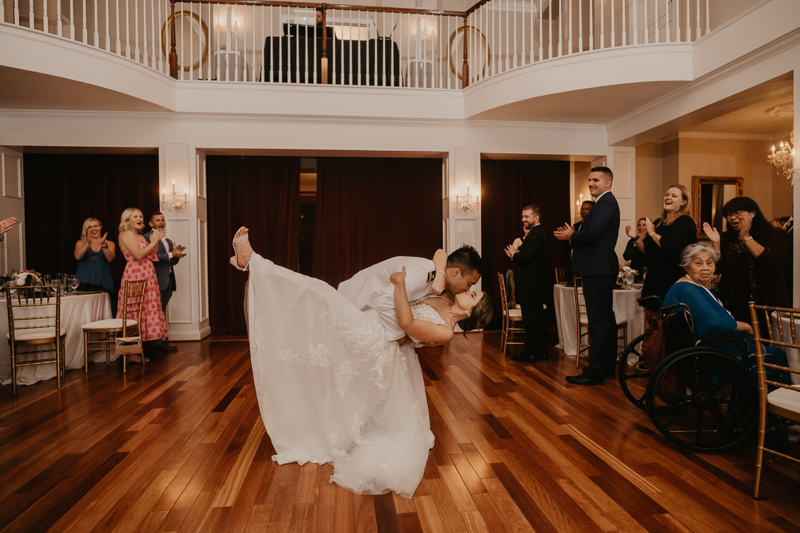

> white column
[0,147,26,273]
[447,148,482,289]
[160,143,209,340]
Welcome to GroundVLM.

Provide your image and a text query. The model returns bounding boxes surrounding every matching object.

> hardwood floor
[1,333,799,532]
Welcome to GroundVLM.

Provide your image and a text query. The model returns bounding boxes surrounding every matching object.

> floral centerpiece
[2,270,42,296]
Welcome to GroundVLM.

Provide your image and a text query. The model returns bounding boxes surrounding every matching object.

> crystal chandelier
[453,183,480,214]
[768,131,799,183]
[161,180,190,213]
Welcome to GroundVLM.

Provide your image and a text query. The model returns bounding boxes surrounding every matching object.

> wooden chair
[750,303,800,499]
[5,283,66,395]
[573,276,627,368]
[709,274,721,291]
[555,267,568,286]
[504,270,520,310]
[498,273,525,357]
[82,279,146,374]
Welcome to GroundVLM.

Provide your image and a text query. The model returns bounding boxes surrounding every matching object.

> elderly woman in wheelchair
[618,242,788,451]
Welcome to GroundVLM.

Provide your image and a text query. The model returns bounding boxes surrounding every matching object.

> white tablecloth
[553,284,645,356]
[770,313,800,385]
[0,292,113,386]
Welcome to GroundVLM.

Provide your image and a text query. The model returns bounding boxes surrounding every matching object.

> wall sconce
[161,180,190,213]
[453,182,480,214]
[768,131,799,184]
[576,193,584,206]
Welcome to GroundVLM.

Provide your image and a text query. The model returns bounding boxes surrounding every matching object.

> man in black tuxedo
[555,167,620,385]
[505,205,547,363]
[144,212,187,353]
[565,200,593,284]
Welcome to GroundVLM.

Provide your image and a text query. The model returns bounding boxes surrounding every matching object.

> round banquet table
[553,283,646,356]
[0,291,113,387]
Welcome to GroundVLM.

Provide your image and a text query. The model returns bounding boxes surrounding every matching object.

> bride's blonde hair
[457,293,493,334]
[118,208,142,234]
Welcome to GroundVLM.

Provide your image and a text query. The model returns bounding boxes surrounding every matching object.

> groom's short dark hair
[447,245,485,276]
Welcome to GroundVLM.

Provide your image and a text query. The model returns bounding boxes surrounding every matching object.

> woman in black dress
[703,196,789,324]
[626,184,697,300]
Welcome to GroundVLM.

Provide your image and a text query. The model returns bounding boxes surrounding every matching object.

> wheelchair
[617,296,758,452]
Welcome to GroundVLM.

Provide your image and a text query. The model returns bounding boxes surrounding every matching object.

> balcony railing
[1,0,712,89]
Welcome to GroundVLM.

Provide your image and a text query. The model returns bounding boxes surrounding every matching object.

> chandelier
[453,183,480,214]
[768,131,799,184]
[161,180,190,213]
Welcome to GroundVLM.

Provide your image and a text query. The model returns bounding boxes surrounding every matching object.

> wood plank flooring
[1,333,799,532]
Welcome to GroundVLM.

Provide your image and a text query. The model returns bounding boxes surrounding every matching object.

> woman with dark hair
[704,196,789,323]
[623,217,647,280]
[230,227,491,498]
[626,184,697,300]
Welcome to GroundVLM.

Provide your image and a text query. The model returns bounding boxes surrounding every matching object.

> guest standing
[555,167,620,385]
[565,200,593,284]
[504,204,547,363]
[117,208,168,362]
[623,217,647,280]
[627,185,697,300]
[74,218,116,313]
[144,212,187,354]
[704,197,789,324]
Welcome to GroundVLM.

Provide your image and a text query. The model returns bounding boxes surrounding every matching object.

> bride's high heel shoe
[230,227,250,271]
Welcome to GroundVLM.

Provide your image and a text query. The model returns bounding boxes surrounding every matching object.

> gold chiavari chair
[750,302,800,499]
[573,276,627,369]
[555,267,568,286]
[82,279,146,374]
[5,282,66,395]
[498,273,525,358]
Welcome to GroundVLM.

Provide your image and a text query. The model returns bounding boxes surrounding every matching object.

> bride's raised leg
[230,226,254,271]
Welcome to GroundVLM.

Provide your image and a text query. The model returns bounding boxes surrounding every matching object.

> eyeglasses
[725,210,745,219]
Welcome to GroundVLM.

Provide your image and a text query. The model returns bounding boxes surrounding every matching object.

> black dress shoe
[566,372,604,385]
[511,353,536,363]
[163,343,178,352]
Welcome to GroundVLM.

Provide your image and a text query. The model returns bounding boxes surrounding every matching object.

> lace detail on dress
[277,344,332,368]
[409,303,449,347]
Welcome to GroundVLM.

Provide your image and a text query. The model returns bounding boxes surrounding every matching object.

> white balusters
[57,0,62,36]
[14,0,19,26]
[621,0,626,47]
[42,0,48,34]
[28,0,32,29]
[81,0,86,42]
[104,0,110,50]
[142,0,148,64]
[150,0,156,68]
[92,0,98,46]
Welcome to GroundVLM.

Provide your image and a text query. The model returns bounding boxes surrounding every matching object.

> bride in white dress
[231,227,492,497]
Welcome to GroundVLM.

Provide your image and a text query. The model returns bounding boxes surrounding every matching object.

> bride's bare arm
[391,268,454,344]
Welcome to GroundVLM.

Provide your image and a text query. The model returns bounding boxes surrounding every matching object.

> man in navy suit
[555,167,620,385]
[505,204,547,363]
[144,212,186,353]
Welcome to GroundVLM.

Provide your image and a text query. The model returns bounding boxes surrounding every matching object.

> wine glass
[69,276,80,292]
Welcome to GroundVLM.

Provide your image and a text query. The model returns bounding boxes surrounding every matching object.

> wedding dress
[246,253,446,497]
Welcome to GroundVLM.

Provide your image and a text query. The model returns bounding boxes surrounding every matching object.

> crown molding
[0,108,606,134]
[607,27,800,142]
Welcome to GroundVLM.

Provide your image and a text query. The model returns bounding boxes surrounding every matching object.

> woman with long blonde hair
[74,217,116,313]
[625,184,697,300]
[116,208,168,362]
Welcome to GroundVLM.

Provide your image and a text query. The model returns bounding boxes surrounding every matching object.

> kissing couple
[231,227,492,497]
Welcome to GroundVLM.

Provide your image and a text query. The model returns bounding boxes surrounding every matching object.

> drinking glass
[69,276,80,292]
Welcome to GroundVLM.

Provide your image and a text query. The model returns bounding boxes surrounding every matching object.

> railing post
[169,0,178,79]
[461,15,469,88]
[321,4,328,84]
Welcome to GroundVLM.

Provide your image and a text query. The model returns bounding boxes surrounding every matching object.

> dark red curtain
[207,156,300,335]
[481,159,571,327]
[313,157,442,288]
[23,153,159,287]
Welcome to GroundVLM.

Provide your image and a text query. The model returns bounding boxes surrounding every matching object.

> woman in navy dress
[74,217,116,314]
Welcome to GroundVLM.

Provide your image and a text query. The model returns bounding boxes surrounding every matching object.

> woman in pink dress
[117,207,169,362]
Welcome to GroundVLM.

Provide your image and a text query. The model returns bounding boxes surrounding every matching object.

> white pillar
[160,143,209,340]
[447,147,482,290]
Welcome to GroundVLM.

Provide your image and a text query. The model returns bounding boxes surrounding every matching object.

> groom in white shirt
[338,245,485,342]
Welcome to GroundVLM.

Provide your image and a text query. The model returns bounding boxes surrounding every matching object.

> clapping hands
[173,244,188,259]
[702,222,720,244]
[0,217,17,236]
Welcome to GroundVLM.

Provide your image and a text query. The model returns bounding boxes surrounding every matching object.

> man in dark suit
[565,200,593,284]
[144,212,186,353]
[555,167,620,385]
[505,205,548,363]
